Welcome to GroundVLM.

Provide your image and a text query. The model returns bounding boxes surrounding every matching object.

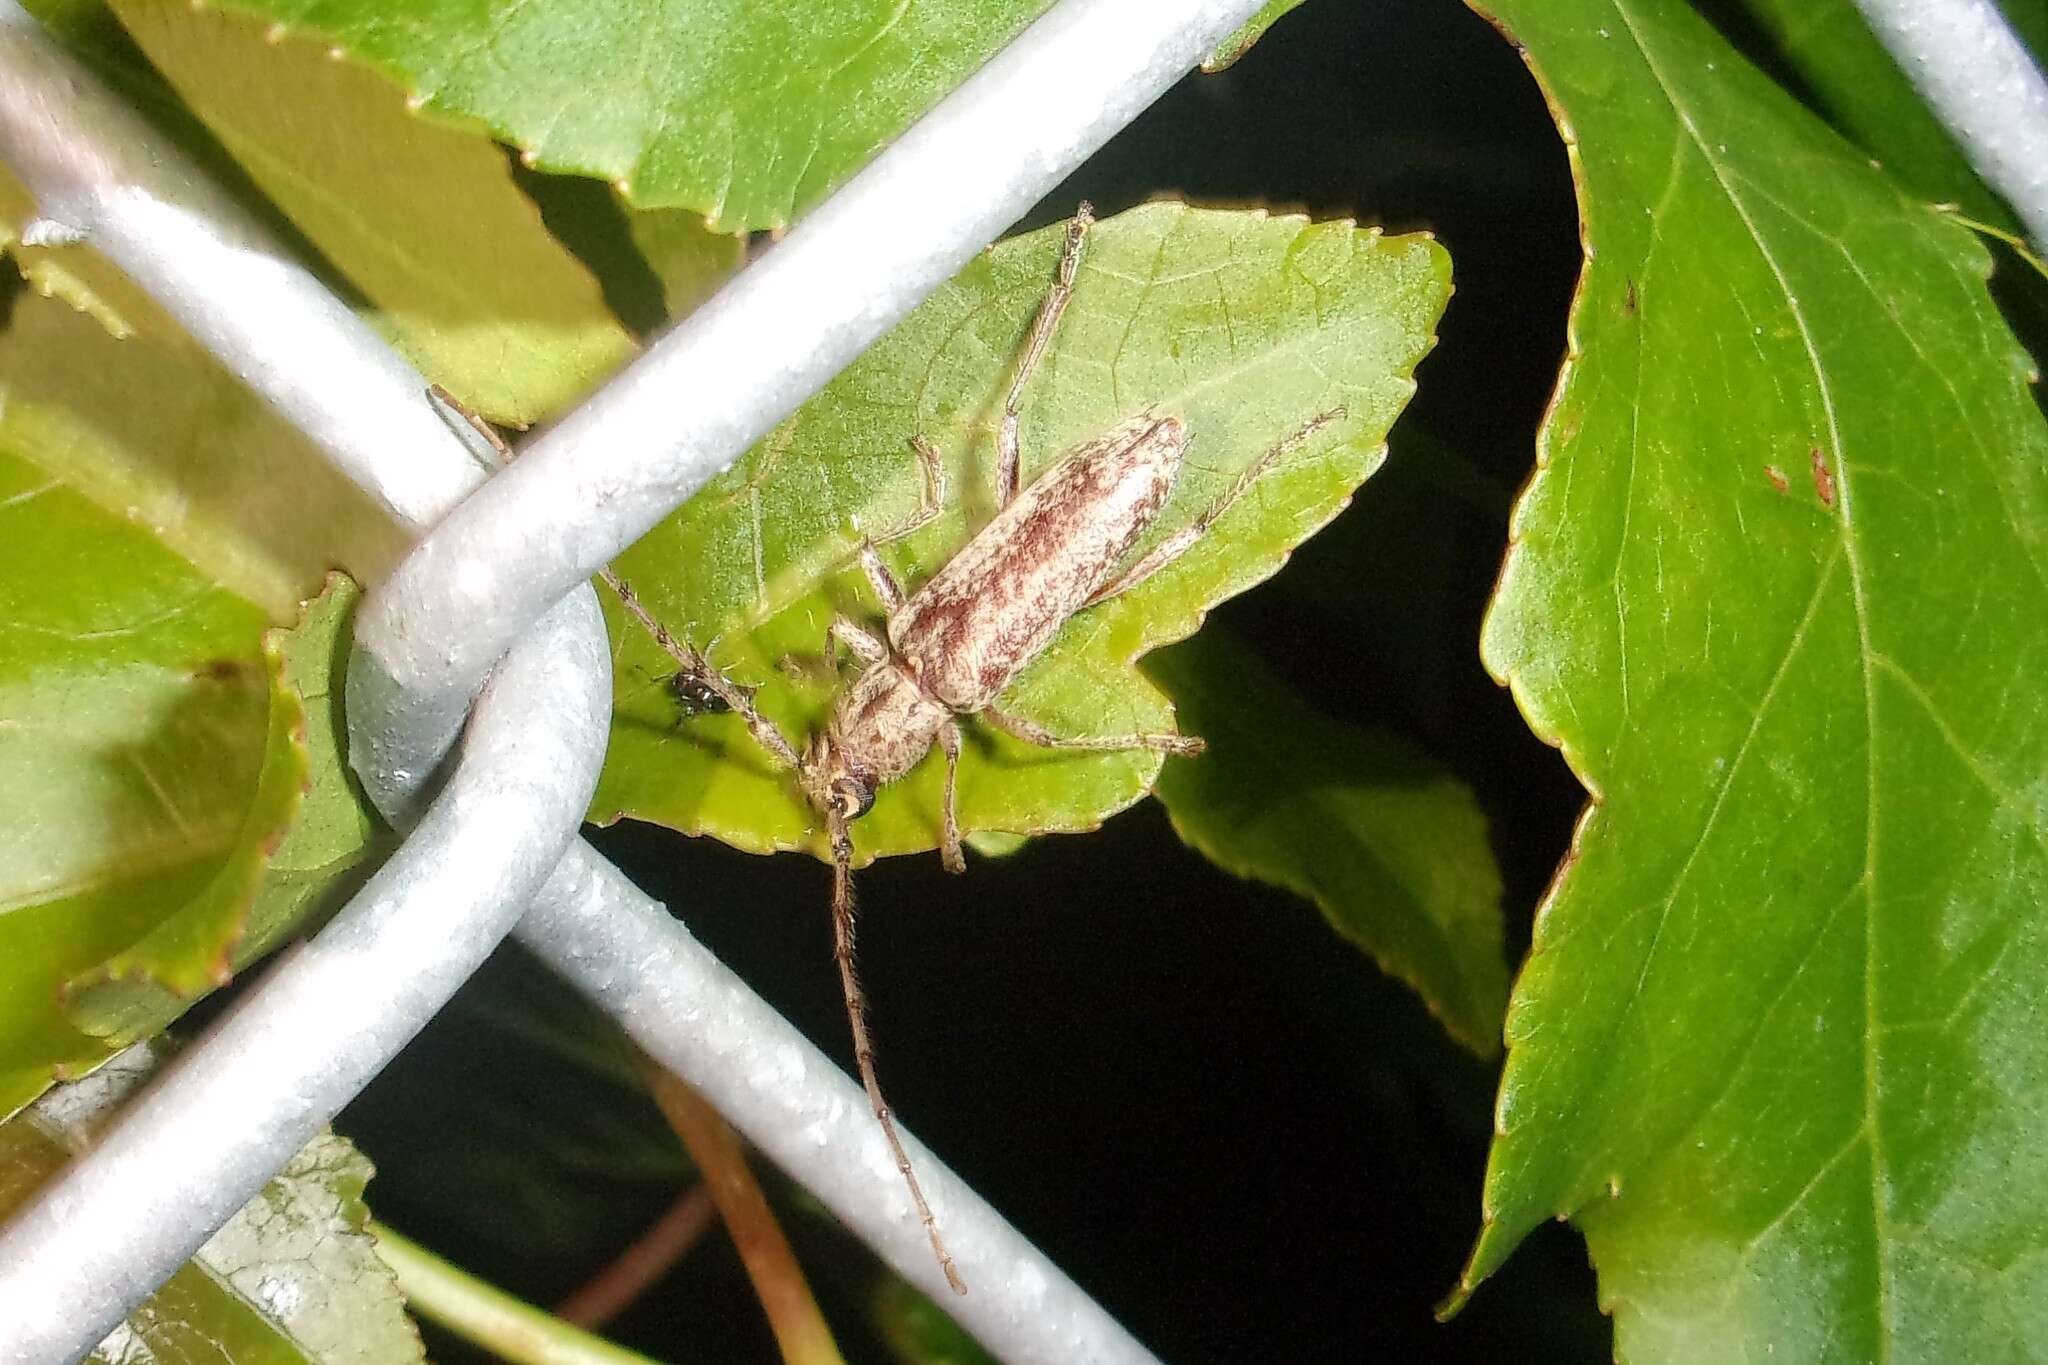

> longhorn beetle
[611,204,1342,1294]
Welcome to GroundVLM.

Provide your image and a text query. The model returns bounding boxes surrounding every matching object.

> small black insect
[665,667,745,718]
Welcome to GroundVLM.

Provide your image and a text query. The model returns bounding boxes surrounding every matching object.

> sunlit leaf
[197,0,1057,232]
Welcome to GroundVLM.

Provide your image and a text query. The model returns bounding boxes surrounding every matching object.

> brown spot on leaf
[1765,465,1789,493]
[1810,447,1836,508]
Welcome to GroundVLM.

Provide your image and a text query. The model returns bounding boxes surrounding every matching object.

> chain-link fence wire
[0,1,1287,1358]
[1,0,2043,1359]
[1849,0,2048,251]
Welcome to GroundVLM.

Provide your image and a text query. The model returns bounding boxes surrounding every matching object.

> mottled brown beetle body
[610,207,1340,1297]
[896,414,1182,708]
[814,414,1186,805]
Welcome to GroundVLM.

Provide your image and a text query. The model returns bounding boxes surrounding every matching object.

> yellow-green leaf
[0,448,273,1115]
[112,0,638,425]
[594,203,1450,866]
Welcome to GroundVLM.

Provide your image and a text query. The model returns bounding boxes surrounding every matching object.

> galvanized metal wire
[0,1,1274,1360]
[0,592,610,1362]
[1851,0,2048,249]
[356,0,1278,720]
[3,0,2040,1358]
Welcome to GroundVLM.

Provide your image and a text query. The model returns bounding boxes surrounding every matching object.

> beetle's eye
[835,778,876,821]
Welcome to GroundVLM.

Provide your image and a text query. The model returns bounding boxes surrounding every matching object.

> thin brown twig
[642,1063,848,1365]
[554,1184,719,1331]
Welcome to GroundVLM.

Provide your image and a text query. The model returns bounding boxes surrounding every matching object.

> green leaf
[1145,629,1507,1056]
[0,447,271,1114]
[591,203,1450,864]
[871,1275,998,1365]
[0,1044,425,1363]
[234,575,385,947]
[621,199,748,325]
[1204,0,1307,73]
[0,289,404,621]
[200,0,1056,232]
[111,0,638,427]
[1455,2,2048,1360]
[63,576,382,1047]
[57,620,307,1043]
[0,455,376,1118]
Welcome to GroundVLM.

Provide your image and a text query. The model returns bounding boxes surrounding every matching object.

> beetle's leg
[996,202,1094,508]
[981,703,1204,758]
[609,575,803,772]
[429,382,515,466]
[1082,407,1346,610]
[782,614,887,683]
[937,719,966,874]
[856,542,908,612]
[829,615,890,666]
[826,809,967,1295]
[869,435,948,547]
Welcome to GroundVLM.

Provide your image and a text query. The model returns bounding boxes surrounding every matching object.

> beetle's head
[801,732,877,823]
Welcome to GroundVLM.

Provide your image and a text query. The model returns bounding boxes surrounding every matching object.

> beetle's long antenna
[606,576,803,771]
[427,383,804,771]
[828,810,966,1296]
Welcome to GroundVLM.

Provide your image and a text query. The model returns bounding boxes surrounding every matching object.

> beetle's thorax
[817,657,950,797]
